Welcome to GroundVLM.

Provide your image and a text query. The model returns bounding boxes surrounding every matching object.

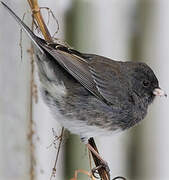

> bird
[1,1,166,176]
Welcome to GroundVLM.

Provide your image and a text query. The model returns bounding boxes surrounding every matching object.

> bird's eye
[143,80,150,87]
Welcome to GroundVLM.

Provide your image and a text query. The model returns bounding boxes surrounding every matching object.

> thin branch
[50,127,64,180]
[27,0,53,42]
[27,42,36,180]
[88,138,110,180]
[27,14,39,180]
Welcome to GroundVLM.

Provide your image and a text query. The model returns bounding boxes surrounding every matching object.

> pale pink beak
[153,88,167,97]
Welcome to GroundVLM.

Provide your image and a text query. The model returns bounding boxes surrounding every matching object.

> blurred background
[0,0,169,180]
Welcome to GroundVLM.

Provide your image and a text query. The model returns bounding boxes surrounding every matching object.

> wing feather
[89,59,128,105]
[41,45,128,105]
[41,46,108,103]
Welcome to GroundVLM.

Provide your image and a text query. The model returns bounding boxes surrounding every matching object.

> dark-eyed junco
[1,1,166,175]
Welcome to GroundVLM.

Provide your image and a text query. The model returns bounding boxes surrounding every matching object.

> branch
[27,0,53,42]
[50,127,64,180]
[88,138,110,180]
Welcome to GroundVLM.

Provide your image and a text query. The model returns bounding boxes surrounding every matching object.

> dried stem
[27,0,53,42]
[88,138,110,180]
[28,44,36,180]
[50,127,64,180]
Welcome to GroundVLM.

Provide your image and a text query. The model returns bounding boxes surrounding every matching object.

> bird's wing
[42,46,129,105]
[88,57,129,105]
[41,45,109,104]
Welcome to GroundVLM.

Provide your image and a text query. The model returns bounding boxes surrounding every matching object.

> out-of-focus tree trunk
[130,1,169,180]
[0,1,31,180]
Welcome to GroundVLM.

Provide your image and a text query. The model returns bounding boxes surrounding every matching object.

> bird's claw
[91,165,102,179]
[91,162,110,179]
[99,160,110,173]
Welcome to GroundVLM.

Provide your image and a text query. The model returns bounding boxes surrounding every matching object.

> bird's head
[125,62,166,105]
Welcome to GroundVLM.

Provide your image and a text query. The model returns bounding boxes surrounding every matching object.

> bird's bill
[153,88,167,97]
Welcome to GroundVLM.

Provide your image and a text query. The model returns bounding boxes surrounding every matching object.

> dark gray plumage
[1,2,166,141]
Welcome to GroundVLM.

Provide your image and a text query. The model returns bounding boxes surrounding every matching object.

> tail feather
[1,1,44,53]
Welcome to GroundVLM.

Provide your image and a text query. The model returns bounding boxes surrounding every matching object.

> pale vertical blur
[0,0,169,180]
[0,1,31,180]
[131,1,169,180]
[32,1,66,180]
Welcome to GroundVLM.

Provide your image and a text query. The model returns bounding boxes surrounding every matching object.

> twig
[88,138,110,180]
[27,0,53,42]
[28,39,36,180]
[27,13,40,180]
[50,127,64,180]
[39,7,60,38]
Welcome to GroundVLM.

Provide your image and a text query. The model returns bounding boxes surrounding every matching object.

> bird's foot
[91,161,110,179]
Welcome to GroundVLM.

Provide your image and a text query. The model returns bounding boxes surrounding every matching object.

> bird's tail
[1,1,43,53]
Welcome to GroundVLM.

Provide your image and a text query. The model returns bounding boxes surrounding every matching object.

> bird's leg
[87,139,127,180]
[80,137,110,179]
[86,144,107,164]
[86,143,110,173]
[86,138,111,180]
